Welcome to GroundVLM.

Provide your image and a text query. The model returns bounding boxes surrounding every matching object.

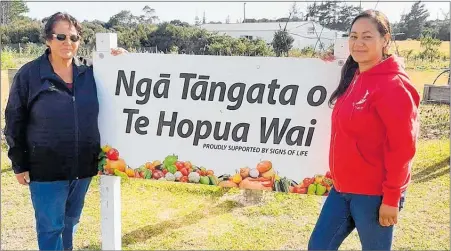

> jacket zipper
[331,74,359,192]
[73,80,79,180]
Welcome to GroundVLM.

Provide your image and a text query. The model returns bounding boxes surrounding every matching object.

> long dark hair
[328,10,391,107]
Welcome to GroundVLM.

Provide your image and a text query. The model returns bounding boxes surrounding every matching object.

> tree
[170,19,190,27]
[272,30,294,57]
[81,20,109,46]
[107,10,138,28]
[436,18,450,41]
[398,1,430,39]
[306,2,362,31]
[140,5,158,24]
[419,33,442,62]
[1,0,29,24]
[289,2,302,20]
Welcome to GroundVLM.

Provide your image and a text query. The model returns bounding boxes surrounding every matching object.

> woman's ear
[384,34,391,47]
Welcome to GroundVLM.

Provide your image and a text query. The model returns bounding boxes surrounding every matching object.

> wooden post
[96,32,121,251]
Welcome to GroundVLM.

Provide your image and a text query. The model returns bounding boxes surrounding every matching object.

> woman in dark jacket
[4,12,125,250]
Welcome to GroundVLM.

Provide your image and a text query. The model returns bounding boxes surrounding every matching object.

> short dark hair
[43,12,82,41]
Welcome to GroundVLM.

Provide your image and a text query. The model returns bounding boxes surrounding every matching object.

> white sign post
[94,33,344,249]
[96,33,122,251]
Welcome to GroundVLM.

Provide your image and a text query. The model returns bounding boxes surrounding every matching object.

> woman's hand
[15,171,30,185]
[111,47,128,56]
[379,203,399,227]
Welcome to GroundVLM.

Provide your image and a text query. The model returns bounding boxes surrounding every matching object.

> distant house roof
[200,21,342,33]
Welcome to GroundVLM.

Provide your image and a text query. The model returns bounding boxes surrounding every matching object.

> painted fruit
[109,158,126,172]
[316,184,327,196]
[307,184,317,195]
[145,162,154,170]
[256,160,272,173]
[101,145,112,153]
[261,168,275,179]
[200,176,210,185]
[240,167,250,178]
[231,173,242,184]
[104,159,114,174]
[125,168,135,177]
[106,148,119,160]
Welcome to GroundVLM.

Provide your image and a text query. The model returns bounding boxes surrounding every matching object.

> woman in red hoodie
[308,10,420,250]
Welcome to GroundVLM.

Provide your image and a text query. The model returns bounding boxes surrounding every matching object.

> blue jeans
[308,187,405,250]
[29,177,92,250]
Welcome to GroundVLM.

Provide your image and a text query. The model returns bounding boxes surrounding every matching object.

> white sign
[93,53,341,181]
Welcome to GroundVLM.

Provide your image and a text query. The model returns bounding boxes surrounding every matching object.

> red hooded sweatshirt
[330,55,420,207]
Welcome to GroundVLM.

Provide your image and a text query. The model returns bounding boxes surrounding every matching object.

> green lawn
[1,136,449,250]
[1,104,449,250]
[2,44,449,250]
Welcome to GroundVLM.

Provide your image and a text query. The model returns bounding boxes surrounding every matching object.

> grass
[419,104,450,140]
[1,39,449,250]
[392,41,450,58]
[1,102,449,250]
[1,137,449,250]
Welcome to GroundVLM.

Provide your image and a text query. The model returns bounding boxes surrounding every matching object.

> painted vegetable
[175,161,185,170]
[174,171,183,181]
[239,178,272,191]
[209,175,219,186]
[188,172,200,183]
[163,154,178,168]
[165,173,176,182]
[152,170,164,180]
[143,169,152,179]
[218,180,238,188]
[167,164,177,174]
[180,168,189,176]
[249,168,259,178]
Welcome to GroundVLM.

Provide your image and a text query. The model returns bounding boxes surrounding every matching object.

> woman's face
[348,17,389,64]
[46,20,80,60]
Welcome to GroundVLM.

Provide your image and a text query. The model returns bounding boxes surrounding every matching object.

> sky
[24,0,450,25]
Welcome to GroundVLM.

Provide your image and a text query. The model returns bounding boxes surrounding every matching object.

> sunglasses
[52,33,80,42]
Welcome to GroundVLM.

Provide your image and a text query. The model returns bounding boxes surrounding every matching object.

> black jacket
[4,49,101,181]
